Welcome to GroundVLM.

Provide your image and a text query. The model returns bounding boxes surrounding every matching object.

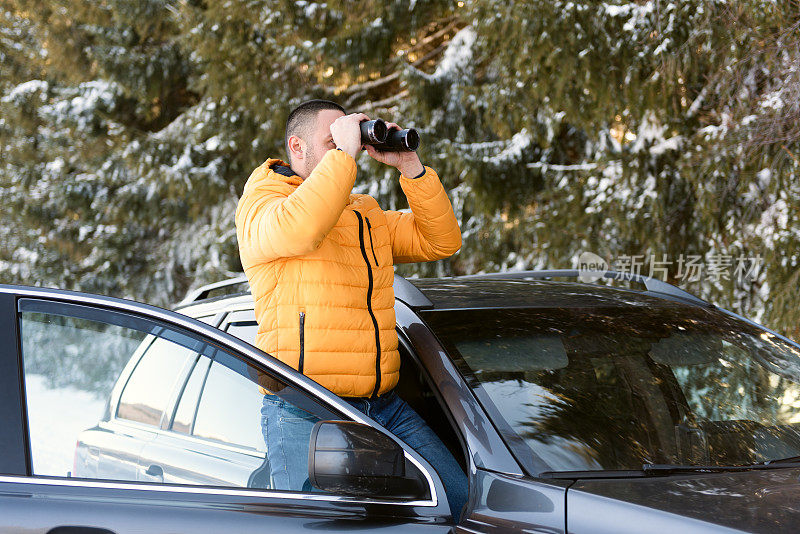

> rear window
[117,337,194,426]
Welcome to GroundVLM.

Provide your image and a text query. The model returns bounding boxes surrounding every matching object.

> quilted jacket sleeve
[236,149,357,263]
[384,165,462,264]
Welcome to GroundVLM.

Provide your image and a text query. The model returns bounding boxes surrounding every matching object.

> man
[234,99,466,519]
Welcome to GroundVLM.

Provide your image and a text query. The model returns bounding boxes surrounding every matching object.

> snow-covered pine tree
[1,0,798,339]
[1,0,239,300]
[454,0,800,337]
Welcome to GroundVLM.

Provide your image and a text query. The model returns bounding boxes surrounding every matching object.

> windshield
[421,304,800,474]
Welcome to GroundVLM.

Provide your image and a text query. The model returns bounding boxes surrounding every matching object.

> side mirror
[308,420,429,500]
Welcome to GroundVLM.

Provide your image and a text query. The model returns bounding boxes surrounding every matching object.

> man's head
[285,99,346,179]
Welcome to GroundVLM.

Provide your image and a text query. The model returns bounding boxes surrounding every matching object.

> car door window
[17,298,343,493]
[18,296,438,508]
[116,337,196,426]
[19,304,148,477]
[226,321,258,345]
[192,353,266,451]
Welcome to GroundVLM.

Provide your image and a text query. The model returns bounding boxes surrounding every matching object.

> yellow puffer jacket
[235,148,462,397]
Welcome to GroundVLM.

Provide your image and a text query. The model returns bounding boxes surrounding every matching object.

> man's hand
[364,122,425,177]
[330,112,370,160]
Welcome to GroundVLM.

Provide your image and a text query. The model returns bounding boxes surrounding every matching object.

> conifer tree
[1,0,798,339]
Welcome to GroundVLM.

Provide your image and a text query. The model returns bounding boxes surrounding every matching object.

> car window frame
[396,301,525,477]
[156,312,223,435]
[165,354,211,437]
[8,288,445,512]
[0,291,26,476]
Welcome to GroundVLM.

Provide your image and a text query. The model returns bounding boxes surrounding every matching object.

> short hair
[285,99,346,163]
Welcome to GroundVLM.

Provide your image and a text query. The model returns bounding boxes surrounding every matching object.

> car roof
[407,277,699,311]
[173,272,708,319]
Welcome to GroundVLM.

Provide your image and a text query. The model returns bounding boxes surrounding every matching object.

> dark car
[3,270,800,533]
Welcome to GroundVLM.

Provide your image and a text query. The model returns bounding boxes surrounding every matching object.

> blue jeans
[260,389,468,520]
[260,394,320,493]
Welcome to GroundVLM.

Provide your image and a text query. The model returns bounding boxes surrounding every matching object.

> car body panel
[407,278,702,311]
[567,467,800,533]
[566,486,742,534]
[0,476,453,534]
[456,469,568,534]
[0,292,27,476]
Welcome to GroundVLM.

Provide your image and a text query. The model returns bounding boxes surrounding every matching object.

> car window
[226,320,257,345]
[192,353,267,451]
[17,297,350,496]
[116,336,195,426]
[223,310,257,345]
[157,349,345,492]
[19,303,148,477]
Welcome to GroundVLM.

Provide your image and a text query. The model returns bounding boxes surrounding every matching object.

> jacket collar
[260,157,359,207]
[272,164,296,178]
[264,158,303,185]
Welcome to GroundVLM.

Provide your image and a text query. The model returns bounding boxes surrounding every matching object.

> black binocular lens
[375,128,419,152]
[360,119,388,144]
[358,118,420,152]
[396,128,420,151]
[372,128,420,152]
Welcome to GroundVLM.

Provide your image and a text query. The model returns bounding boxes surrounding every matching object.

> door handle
[47,527,116,534]
[141,464,164,481]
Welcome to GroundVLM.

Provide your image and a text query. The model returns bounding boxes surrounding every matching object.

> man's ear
[287,135,305,162]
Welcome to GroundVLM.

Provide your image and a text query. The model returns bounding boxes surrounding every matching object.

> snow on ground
[25,374,106,477]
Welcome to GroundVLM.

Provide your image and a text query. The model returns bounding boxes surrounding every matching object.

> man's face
[299,108,345,178]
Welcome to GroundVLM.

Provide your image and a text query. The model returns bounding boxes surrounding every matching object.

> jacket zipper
[354,211,381,398]
[365,217,379,267]
[298,309,306,373]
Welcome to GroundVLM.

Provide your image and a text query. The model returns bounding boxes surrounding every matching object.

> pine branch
[342,42,448,108]
[359,89,410,111]
[403,18,461,56]
[341,18,463,97]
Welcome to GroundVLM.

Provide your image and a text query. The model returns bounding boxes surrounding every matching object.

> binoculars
[359,119,420,152]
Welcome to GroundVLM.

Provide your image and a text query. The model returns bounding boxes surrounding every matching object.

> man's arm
[384,165,462,264]
[236,149,356,263]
